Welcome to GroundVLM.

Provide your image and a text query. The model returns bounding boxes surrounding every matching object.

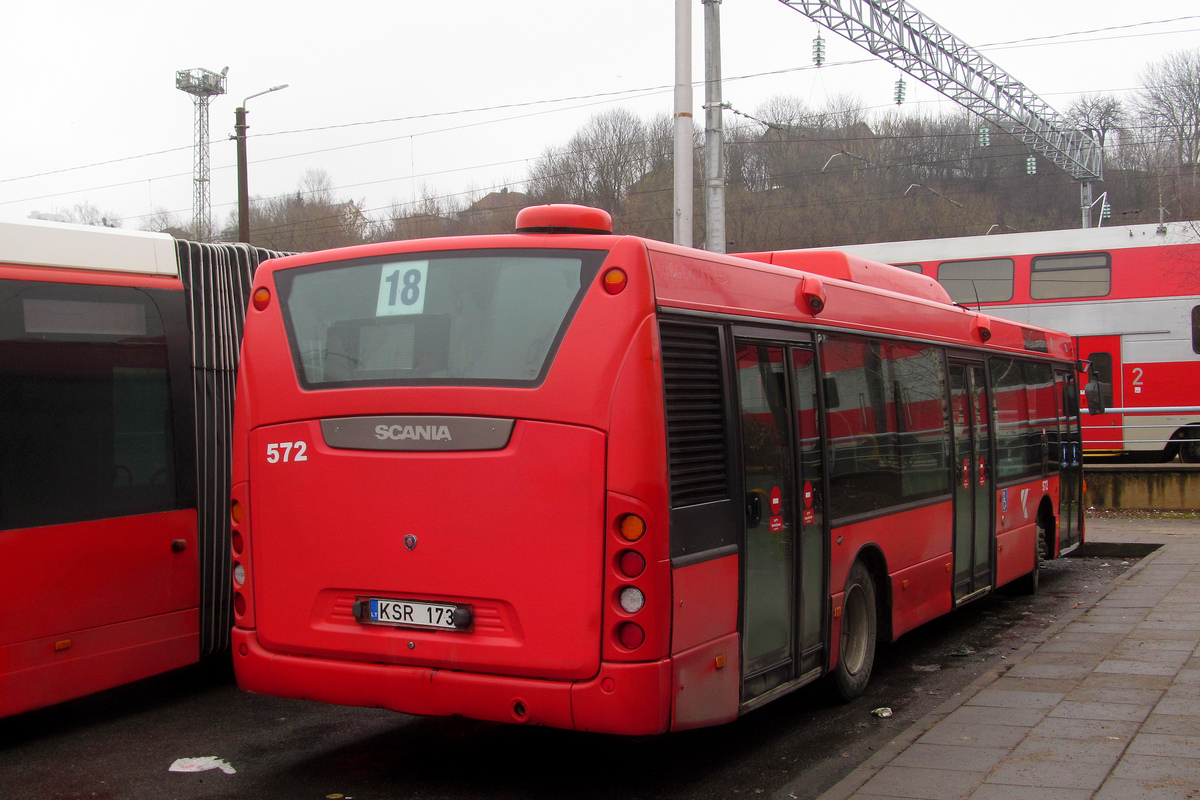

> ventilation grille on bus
[660,321,730,507]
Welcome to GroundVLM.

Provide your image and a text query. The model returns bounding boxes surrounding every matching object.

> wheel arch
[1038,494,1057,559]
[848,543,892,644]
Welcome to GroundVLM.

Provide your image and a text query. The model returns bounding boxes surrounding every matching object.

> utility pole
[234,84,289,244]
[673,0,693,247]
[703,0,726,253]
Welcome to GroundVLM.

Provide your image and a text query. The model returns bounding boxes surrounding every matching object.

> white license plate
[364,598,463,630]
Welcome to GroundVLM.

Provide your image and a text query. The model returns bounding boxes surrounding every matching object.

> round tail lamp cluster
[613,514,648,651]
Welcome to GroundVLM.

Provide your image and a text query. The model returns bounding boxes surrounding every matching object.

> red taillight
[231,530,244,555]
[617,622,645,650]
[234,592,246,617]
[618,549,645,578]
[252,287,271,310]
[602,268,627,295]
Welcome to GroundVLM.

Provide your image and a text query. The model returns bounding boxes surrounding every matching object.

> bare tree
[53,202,122,228]
[1136,50,1200,168]
[239,168,369,251]
[138,208,189,236]
[1067,93,1128,150]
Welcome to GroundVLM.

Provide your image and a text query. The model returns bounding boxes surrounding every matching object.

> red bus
[802,222,1200,461]
[230,204,1084,734]
[0,218,278,718]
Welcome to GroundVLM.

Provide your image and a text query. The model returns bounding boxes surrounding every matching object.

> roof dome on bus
[515,204,613,235]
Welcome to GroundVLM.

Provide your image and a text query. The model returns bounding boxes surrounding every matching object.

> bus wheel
[1179,434,1200,464]
[834,561,877,701]
[1012,521,1046,595]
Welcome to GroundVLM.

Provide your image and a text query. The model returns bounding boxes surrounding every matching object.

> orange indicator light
[619,514,646,542]
[602,268,628,294]
[55,640,72,651]
[252,287,271,310]
[231,499,243,525]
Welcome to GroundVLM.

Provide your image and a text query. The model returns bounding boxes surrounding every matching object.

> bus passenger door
[734,337,826,703]
[950,361,994,602]
[1056,369,1083,552]
[736,341,796,700]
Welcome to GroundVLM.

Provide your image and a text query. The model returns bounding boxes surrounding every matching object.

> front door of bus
[1056,369,1083,552]
[735,338,825,701]
[950,361,993,602]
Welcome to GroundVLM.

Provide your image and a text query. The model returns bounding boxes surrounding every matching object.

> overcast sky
[2,1,1197,230]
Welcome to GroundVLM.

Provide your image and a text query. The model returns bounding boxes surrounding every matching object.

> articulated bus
[810,222,1200,461]
[231,204,1084,734]
[0,218,278,718]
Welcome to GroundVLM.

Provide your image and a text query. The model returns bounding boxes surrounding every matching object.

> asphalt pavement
[812,515,1200,800]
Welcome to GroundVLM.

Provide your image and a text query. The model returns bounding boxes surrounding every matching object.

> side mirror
[1084,381,1108,415]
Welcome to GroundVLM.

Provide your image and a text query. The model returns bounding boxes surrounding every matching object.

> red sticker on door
[803,481,813,508]
[769,515,784,532]
[769,486,782,516]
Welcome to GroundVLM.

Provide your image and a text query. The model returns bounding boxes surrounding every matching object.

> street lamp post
[235,84,288,244]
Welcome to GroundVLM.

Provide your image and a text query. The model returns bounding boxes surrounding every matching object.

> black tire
[1179,434,1200,464]
[1012,520,1046,595]
[833,560,877,701]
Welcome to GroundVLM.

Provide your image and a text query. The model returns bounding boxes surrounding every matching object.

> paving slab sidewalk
[810,517,1200,800]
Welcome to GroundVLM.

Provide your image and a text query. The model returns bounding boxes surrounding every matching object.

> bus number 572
[266,442,308,463]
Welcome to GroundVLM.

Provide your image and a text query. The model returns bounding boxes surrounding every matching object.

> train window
[1030,253,1111,299]
[937,259,1014,303]
[892,263,923,273]
[1192,306,1200,355]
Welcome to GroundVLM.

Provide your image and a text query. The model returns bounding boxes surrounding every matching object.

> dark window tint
[275,249,605,388]
[990,358,1058,481]
[937,259,1014,303]
[821,335,949,521]
[892,263,924,273]
[1088,352,1113,385]
[1030,253,1110,299]
[1086,351,1115,410]
[1192,307,1200,355]
[0,281,177,530]
[1026,361,1058,474]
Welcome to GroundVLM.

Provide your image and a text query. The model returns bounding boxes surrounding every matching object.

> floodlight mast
[176,67,228,242]
[777,0,1103,228]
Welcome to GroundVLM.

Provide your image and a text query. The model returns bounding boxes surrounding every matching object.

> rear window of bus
[274,249,606,388]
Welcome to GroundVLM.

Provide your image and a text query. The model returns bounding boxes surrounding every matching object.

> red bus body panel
[248,419,607,679]
[0,509,199,717]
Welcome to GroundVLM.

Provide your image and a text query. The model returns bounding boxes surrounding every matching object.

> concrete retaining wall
[1085,465,1200,510]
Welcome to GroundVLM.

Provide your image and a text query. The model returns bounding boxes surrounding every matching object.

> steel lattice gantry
[778,0,1104,226]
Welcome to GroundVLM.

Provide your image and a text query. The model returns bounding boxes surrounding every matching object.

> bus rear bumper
[232,628,673,734]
